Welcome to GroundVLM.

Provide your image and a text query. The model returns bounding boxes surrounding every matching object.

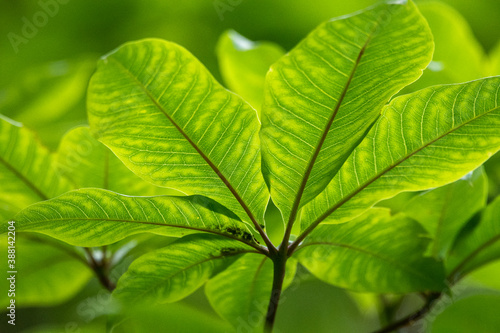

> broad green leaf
[217,30,285,113]
[403,167,488,259]
[301,77,500,231]
[0,115,73,221]
[113,234,255,304]
[465,260,500,291]
[56,126,176,196]
[260,1,433,222]
[0,234,92,307]
[9,188,259,248]
[375,191,418,214]
[87,39,269,227]
[205,254,297,331]
[296,208,446,293]
[487,40,500,76]
[402,1,485,93]
[484,151,500,199]
[447,196,500,278]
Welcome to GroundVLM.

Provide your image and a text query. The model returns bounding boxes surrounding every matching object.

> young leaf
[9,188,260,249]
[56,126,175,196]
[299,77,500,234]
[0,115,73,221]
[113,234,256,304]
[260,1,433,223]
[217,30,285,113]
[403,167,488,259]
[0,234,92,307]
[447,196,500,279]
[87,39,269,228]
[205,254,297,330]
[296,208,446,293]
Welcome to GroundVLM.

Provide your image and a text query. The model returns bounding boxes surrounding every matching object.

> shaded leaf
[403,167,488,259]
[0,115,72,221]
[296,208,446,293]
[205,254,296,331]
[402,1,485,93]
[8,188,259,248]
[301,77,500,231]
[260,1,433,222]
[448,196,500,278]
[87,39,269,226]
[113,234,255,304]
[217,30,285,113]
[0,234,92,307]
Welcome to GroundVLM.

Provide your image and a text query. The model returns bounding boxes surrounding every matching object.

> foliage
[2,1,500,332]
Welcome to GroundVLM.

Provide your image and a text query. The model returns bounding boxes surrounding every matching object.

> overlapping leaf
[296,208,446,293]
[56,126,174,196]
[0,115,72,221]
[300,77,500,232]
[87,39,269,227]
[447,196,500,279]
[217,30,285,113]
[113,234,255,304]
[260,1,433,222]
[9,188,259,248]
[205,254,297,330]
[403,167,488,259]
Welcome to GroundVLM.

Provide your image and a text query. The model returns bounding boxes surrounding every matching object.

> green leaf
[429,294,500,333]
[0,115,73,221]
[87,39,269,227]
[300,77,500,232]
[9,188,259,248]
[0,234,92,307]
[484,151,500,199]
[403,167,488,259]
[260,0,433,222]
[296,208,446,293]
[402,1,485,93]
[113,234,255,304]
[56,126,176,196]
[205,254,297,330]
[447,196,500,278]
[217,30,285,113]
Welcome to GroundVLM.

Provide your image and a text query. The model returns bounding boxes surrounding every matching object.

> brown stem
[84,247,116,292]
[372,292,441,333]
[264,249,287,333]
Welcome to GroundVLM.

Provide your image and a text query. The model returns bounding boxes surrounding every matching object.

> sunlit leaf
[301,77,500,232]
[260,1,433,222]
[87,39,269,227]
[113,234,255,304]
[403,167,488,259]
[56,126,176,196]
[296,208,446,293]
[8,188,259,248]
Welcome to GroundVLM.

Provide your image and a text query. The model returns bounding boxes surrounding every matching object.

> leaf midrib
[0,155,49,201]
[106,57,264,235]
[17,216,263,252]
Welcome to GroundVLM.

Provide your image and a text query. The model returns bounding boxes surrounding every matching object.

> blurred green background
[1,0,500,332]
